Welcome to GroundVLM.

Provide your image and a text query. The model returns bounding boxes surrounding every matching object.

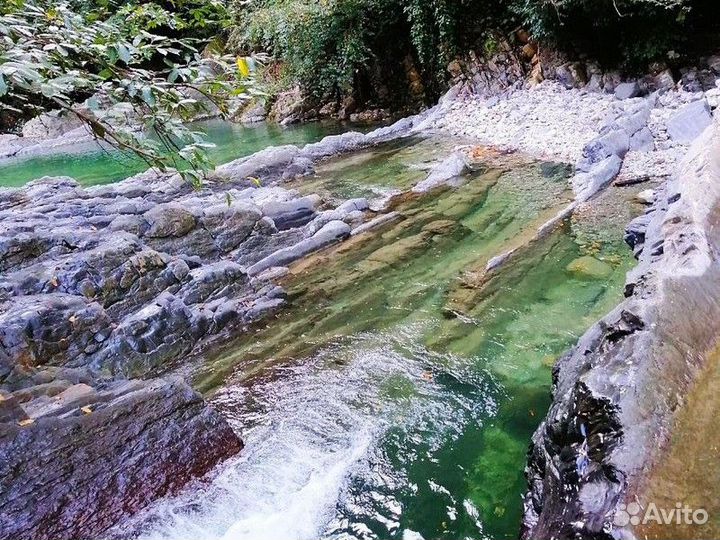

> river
[92,135,636,540]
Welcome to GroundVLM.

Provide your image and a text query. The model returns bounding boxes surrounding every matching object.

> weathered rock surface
[0,376,242,540]
[523,121,720,539]
[666,99,713,143]
[0,112,435,539]
[413,151,471,192]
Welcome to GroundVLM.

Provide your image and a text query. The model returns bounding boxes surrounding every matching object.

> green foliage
[0,0,253,185]
[230,0,711,102]
[512,0,694,68]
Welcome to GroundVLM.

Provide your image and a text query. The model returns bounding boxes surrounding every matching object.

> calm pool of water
[0,120,357,187]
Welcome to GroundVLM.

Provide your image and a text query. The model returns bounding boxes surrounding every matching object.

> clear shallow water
[114,139,635,540]
[0,120,354,187]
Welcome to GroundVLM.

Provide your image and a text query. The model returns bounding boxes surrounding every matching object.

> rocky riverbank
[522,119,720,540]
[0,112,438,540]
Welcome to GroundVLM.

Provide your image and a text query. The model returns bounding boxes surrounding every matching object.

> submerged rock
[565,255,613,280]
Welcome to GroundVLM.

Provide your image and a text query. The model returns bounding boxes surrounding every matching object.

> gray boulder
[666,99,713,144]
[577,130,630,172]
[614,81,641,100]
[572,155,624,202]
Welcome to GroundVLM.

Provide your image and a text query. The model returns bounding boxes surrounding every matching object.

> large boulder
[0,377,241,540]
[614,81,641,100]
[666,99,713,144]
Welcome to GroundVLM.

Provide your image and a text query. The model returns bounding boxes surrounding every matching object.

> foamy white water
[113,323,498,540]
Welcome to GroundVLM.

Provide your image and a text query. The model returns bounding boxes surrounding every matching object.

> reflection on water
[113,138,635,540]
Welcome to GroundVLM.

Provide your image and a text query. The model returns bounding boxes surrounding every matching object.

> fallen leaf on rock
[81,406,93,414]
[18,418,34,427]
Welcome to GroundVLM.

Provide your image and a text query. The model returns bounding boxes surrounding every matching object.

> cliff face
[522,121,720,539]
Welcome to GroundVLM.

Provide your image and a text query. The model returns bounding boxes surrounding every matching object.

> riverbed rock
[634,188,656,204]
[614,81,641,100]
[566,255,613,279]
[0,376,242,540]
[247,220,351,276]
[413,151,471,192]
[666,99,713,143]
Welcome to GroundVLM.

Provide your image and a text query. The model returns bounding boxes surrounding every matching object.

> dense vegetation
[1,0,717,177]
[232,0,714,106]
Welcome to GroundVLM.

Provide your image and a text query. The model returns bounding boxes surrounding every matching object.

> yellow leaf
[18,418,34,427]
[236,57,251,78]
[248,176,262,187]
[81,406,93,415]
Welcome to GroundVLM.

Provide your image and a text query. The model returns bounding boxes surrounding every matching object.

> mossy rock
[566,255,613,280]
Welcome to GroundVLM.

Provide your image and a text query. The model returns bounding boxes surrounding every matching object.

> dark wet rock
[0,377,242,540]
[92,292,195,377]
[260,195,319,230]
[0,294,111,380]
[523,123,720,540]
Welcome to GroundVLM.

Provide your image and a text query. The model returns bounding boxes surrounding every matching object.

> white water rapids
[115,323,499,540]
